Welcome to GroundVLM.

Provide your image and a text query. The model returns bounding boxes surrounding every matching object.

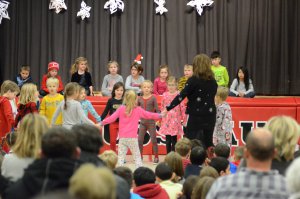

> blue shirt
[80,99,101,123]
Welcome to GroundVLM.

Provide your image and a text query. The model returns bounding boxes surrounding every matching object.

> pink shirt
[153,77,167,95]
[102,105,162,138]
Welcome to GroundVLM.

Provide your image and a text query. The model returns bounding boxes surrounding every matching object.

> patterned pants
[138,123,158,157]
[118,138,143,168]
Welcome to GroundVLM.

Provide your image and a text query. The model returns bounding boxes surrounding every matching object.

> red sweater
[133,184,169,199]
[0,97,14,138]
[41,75,64,93]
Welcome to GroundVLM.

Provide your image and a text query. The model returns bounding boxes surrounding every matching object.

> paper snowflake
[154,0,168,15]
[49,0,67,14]
[104,0,124,14]
[0,0,10,24]
[77,1,91,20]
[187,0,214,16]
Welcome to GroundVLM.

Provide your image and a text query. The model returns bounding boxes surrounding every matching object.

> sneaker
[153,157,159,164]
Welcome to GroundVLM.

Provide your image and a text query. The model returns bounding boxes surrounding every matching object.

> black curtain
[0,0,299,95]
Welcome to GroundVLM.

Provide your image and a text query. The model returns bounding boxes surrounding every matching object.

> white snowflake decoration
[49,0,67,14]
[104,0,124,14]
[0,0,10,24]
[154,0,168,15]
[77,1,91,20]
[187,0,214,16]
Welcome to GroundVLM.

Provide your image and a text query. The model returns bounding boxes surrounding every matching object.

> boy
[175,137,192,170]
[213,87,232,147]
[0,80,20,152]
[39,77,64,125]
[184,146,206,178]
[15,65,33,89]
[214,143,237,174]
[99,150,118,170]
[211,51,229,87]
[178,64,193,91]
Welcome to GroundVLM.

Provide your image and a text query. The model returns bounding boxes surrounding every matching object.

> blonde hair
[18,83,37,105]
[199,166,219,178]
[164,151,184,182]
[193,54,214,80]
[264,116,300,161]
[167,76,177,85]
[1,80,20,95]
[107,60,119,71]
[69,164,116,199]
[184,64,193,70]
[123,90,137,116]
[175,137,192,157]
[46,77,59,87]
[140,80,153,88]
[63,82,80,110]
[216,86,229,101]
[13,113,49,158]
[191,176,216,199]
[99,150,118,169]
[70,57,89,74]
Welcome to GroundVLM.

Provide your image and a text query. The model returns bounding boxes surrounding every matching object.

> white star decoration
[187,0,214,16]
[154,0,168,15]
[0,0,10,24]
[104,0,124,14]
[77,1,91,20]
[49,0,67,14]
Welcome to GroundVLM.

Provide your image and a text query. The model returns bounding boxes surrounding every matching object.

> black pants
[165,135,177,154]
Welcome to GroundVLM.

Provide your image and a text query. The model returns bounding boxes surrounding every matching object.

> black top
[166,76,218,117]
[71,71,92,89]
[101,98,123,119]
[184,164,202,179]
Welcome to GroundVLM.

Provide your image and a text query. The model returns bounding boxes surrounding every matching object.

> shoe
[153,157,159,164]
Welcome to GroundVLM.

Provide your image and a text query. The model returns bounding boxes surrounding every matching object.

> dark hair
[155,162,173,181]
[214,143,230,159]
[41,127,77,158]
[190,146,206,165]
[6,131,17,147]
[236,66,250,90]
[192,54,215,80]
[133,167,156,186]
[210,51,221,59]
[114,166,133,187]
[72,124,103,153]
[209,157,229,174]
[182,176,200,199]
[130,63,143,74]
[190,139,205,150]
[111,82,125,99]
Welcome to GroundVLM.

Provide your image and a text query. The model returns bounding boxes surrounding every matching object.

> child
[39,77,64,125]
[232,146,244,167]
[101,82,125,152]
[51,82,97,129]
[101,60,124,97]
[229,66,255,98]
[137,80,160,164]
[184,146,206,179]
[15,65,33,89]
[211,51,229,87]
[0,80,20,152]
[101,90,163,168]
[78,86,101,124]
[178,64,193,91]
[159,76,186,153]
[99,150,118,170]
[40,62,64,97]
[125,63,144,95]
[213,87,232,146]
[175,137,192,170]
[71,57,94,96]
[153,64,169,95]
[14,83,39,128]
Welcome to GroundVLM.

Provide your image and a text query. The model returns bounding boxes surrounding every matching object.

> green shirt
[211,65,229,87]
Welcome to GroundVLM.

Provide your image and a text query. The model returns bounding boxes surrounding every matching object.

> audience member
[175,138,192,170]
[199,166,219,179]
[231,146,244,167]
[99,150,118,170]
[179,176,200,199]
[184,146,206,178]
[191,176,216,199]
[214,143,237,174]
[208,157,230,176]
[286,157,300,199]
[164,151,184,183]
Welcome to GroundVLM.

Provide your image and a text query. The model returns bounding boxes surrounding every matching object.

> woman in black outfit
[166,54,218,148]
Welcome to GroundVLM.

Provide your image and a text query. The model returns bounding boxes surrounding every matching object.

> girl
[51,82,98,129]
[137,80,160,164]
[14,83,39,128]
[159,76,186,153]
[101,61,124,97]
[101,82,125,152]
[40,61,64,97]
[229,66,255,98]
[101,90,163,168]
[153,64,169,95]
[125,63,144,95]
[71,57,94,96]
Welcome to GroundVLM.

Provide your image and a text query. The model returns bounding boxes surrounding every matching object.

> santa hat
[48,61,59,72]
[134,54,143,64]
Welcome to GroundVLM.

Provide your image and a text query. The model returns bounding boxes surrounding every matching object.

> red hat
[48,61,59,72]
[134,54,143,64]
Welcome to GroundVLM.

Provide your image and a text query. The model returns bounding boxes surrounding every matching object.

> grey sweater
[101,74,124,96]
[125,75,144,94]
[230,78,254,95]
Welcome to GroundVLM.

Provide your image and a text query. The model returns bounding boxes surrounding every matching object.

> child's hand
[95,123,102,129]
[156,121,161,127]
[161,109,167,118]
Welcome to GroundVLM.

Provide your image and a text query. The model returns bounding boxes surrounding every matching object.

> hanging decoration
[154,0,168,15]
[0,0,10,24]
[187,0,214,16]
[104,0,124,14]
[77,1,91,20]
[49,0,67,14]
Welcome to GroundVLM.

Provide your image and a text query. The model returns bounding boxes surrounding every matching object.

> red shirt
[0,97,14,138]
[41,75,64,93]
[153,77,168,95]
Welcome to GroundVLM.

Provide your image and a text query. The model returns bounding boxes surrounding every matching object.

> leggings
[165,135,177,154]
[138,122,158,156]
[109,122,119,152]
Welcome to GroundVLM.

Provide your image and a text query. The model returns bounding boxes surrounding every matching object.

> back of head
[190,139,204,150]
[199,166,219,178]
[182,176,200,199]
[155,162,173,181]
[123,90,137,116]
[99,150,118,170]
[18,83,37,105]
[164,151,184,178]
[191,176,216,199]
[209,157,229,175]
[114,166,133,187]
[216,86,229,101]
[133,167,156,186]
[72,124,103,154]
[286,157,300,195]
[192,54,214,80]
[69,164,116,199]
[1,80,20,95]
[190,146,206,165]
[42,127,77,159]
[234,146,244,161]
[214,143,230,159]
[64,82,80,109]
[175,137,192,157]
[264,116,300,161]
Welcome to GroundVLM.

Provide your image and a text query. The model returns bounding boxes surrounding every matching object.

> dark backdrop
[0,0,299,95]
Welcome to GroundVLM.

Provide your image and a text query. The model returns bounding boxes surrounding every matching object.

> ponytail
[123,90,137,116]
[63,82,80,110]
